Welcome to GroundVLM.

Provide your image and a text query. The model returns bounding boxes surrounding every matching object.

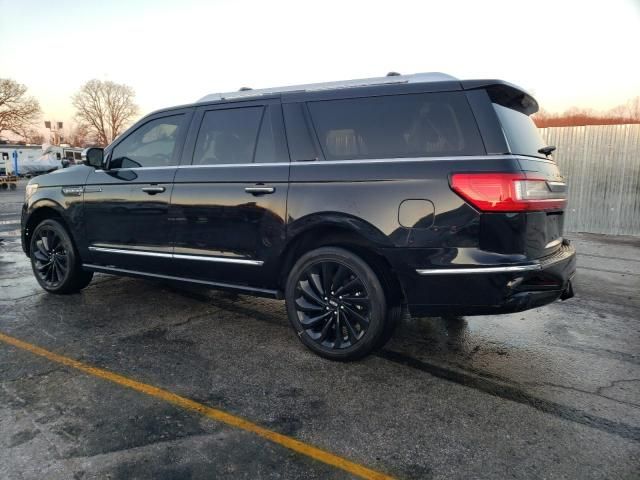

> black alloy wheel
[294,261,370,349]
[286,247,390,360]
[32,225,69,288]
[29,218,93,294]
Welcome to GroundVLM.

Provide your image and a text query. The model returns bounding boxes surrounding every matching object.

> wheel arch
[278,220,406,306]
[23,201,68,255]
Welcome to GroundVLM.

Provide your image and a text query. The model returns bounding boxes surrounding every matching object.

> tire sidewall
[285,247,387,361]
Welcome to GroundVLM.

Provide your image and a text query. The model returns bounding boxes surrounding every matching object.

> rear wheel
[30,218,93,294]
[285,247,390,360]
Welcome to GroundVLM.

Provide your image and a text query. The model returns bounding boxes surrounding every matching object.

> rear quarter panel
[287,156,524,249]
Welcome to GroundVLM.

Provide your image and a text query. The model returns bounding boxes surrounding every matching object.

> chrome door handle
[245,186,275,195]
[141,186,166,195]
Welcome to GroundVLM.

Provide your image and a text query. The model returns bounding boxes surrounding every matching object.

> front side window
[110,115,184,169]
[307,92,484,160]
[193,107,263,165]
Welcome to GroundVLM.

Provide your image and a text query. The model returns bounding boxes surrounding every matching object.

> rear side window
[193,107,263,165]
[493,104,547,159]
[307,92,484,160]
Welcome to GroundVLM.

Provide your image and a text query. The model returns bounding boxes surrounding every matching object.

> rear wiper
[538,145,556,156]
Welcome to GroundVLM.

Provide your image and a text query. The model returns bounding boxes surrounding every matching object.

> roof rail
[197,72,458,103]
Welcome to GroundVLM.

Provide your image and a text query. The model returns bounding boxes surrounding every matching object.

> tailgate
[518,157,568,259]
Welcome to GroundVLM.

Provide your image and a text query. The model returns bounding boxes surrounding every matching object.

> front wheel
[285,247,390,361]
[30,218,93,294]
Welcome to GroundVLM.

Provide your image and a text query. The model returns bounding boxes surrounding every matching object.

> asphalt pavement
[1,180,638,479]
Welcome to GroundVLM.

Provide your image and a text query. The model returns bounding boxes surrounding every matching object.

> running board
[82,264,282,299]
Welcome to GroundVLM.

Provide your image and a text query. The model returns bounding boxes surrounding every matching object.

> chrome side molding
[88,246,263,266]
[89,247,170,258]
[416,264,542,275]
[61,186,84,197]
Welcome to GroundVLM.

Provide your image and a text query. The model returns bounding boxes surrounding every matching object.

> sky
[1,0,639,130]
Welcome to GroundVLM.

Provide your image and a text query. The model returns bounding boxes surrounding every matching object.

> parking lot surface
[1,181,639,479]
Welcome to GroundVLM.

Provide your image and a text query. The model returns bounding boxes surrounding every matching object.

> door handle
[245,186,275,195]
[142,186,166,195]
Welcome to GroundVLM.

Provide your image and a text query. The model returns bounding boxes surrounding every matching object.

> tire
[285,246,391,361]
[376,303,403,349]
[29,218,93,294]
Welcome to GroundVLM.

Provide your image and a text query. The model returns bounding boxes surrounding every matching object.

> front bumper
[20,205,29,255]
[387,241,576,317]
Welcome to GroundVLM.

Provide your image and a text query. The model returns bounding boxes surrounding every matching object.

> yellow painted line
[0,331,394,480]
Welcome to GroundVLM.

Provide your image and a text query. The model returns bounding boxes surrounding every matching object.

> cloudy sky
[1,0,639,127]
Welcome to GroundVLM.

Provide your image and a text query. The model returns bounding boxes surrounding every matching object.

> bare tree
[72,80,139,146]
[65,123,91,148]
[621,97,640,120]
[0,78,41,139]
[632,98,640,120]
[22,128,45,145]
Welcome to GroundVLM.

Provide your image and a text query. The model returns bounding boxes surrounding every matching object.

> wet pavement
[1,181,639,479]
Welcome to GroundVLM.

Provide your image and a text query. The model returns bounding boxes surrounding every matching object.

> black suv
[21,73,576,360]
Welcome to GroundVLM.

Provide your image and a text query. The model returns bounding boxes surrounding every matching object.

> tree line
[533,97,640,128]
[0,78,139,147]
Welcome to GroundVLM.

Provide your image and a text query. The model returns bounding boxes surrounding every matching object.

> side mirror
[82,147,104,169]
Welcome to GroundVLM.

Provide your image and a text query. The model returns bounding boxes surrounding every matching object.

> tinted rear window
[493,103,548,159]
[193,107,263,165]
[307,92,484,161]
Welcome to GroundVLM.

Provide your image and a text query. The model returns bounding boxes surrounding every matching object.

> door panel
[83,109,192,273]
[171,167,289,284]
[84,167,176,272]
[170,101,289,287]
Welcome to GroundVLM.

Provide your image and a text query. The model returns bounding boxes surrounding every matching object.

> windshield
[493,103,549,159]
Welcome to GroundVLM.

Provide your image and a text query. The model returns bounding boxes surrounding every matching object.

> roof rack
[197,72,458,103]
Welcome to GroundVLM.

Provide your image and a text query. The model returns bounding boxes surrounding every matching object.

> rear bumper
[385,241,576,317]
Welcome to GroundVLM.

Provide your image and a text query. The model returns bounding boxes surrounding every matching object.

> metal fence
[538,124,640,236]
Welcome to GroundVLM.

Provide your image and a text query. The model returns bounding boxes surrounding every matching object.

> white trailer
[0,144,67,176]
[0,145,43,176]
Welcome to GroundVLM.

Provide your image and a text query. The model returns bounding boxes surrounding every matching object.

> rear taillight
[450,173,566,212]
